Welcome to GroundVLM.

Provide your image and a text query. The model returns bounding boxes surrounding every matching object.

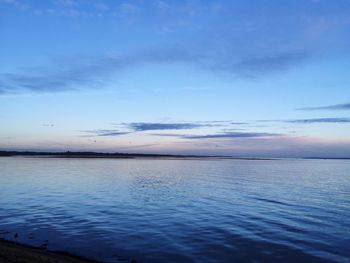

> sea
[0,157,349,262]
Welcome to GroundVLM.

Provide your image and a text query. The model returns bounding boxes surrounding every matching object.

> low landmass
[0,150,223,158]
[1,151,348,160]
[0,150,269,160]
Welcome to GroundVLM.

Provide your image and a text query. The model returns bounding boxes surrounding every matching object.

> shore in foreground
[0,239,100,263]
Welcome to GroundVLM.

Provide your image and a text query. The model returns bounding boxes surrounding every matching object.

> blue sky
[0,0,350,157]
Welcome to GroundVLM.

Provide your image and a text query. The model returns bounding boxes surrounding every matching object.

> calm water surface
[0,157,349,262]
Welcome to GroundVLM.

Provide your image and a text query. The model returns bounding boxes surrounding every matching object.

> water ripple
[0,158,349,262]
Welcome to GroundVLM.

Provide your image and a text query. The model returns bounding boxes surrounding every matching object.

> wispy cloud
[126,122,209,131]
[214,51,309,78]
[0,48,197,94]
[94,2,109,12]
[230,122,249,125]
[83,121,243,137]
[118,3,140,17]
[297,102,350,111]
[185,132,281,139]
[3,0,343,96]
[0,46,310,95]
[83,121,216,136]
[1,0,28,10]
[152,131,281,139]
[286,117,350,123]
[56,0,77,6]
[84,130,130,137]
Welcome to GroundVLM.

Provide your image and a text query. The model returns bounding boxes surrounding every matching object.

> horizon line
[1,150,349,160]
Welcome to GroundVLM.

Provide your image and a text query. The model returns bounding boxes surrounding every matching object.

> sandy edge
[0,238,101,263]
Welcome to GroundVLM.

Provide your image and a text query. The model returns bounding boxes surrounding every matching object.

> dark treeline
[0,150,227,158]
[4,151,347,159]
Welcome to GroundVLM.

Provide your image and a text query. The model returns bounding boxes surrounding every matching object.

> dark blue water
[0,157,349,262]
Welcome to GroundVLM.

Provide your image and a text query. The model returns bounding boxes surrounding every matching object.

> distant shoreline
[0,151,349,160]
[0,150,273,160]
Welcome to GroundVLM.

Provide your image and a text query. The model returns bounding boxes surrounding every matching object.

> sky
[0,0,350,157]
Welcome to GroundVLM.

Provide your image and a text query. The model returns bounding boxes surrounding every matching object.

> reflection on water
[0,157,349,262]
